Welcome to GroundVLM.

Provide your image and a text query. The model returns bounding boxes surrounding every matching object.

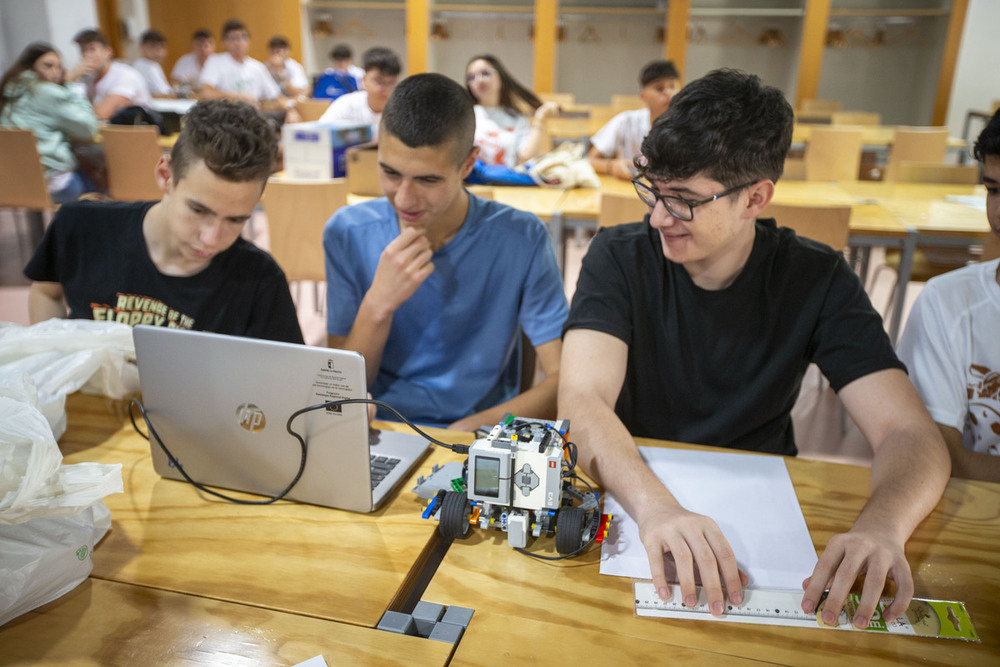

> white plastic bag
[0,319,138,439]
[0,326,125,626]
[0,503,111,626]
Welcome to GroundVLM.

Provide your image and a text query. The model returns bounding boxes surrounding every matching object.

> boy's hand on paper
[369,227,434,316]
[638,506,748,616]
[801,528,912,629]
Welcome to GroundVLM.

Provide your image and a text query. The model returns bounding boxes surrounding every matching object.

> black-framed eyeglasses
[632,178,757,222]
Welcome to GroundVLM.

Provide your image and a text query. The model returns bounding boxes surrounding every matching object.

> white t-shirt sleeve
[590,112,627,157]
[287,59,310,92]
[897,283,967,431]
[198,55,224,89]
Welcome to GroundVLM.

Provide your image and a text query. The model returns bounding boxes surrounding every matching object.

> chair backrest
[782,157,807,181]
[598,191,649,229]
[296,99,331,122]
[101,125,163,201]
[262,178,348,283]
[761,202,852,250]
[805,126,864,182]
[466,185,494,200]
[895,162,980,185]
[830,111,881,126]
[539,92,575,107]
[610,94,643,112]
[0,127,52,209]
[800,99,841,113]
[883,127,949,182]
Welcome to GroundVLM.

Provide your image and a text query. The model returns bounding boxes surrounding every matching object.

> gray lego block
[412,601,446,638]
[377,610,417,636]
[427,621,465,644]
[441,605,475,629]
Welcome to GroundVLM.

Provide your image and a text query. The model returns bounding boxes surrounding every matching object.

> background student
[897,108,1000,483]
[313,44,365,100]
[465,54,558,167]
[318,46,400,141]
[170,29,214,94]
[67,28,151,121]
[0,41,98,204]
[323,74,567,429]
[559,68,949,631]
[588,59,681,180]
[24,99,302,344]
[133,29,173,97]
[266,35,309,99]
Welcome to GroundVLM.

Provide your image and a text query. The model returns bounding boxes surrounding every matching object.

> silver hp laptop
[132,325,430,512]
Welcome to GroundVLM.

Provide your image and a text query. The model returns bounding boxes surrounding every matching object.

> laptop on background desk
[132,325,430,512]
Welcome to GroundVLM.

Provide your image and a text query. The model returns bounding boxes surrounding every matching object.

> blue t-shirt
[323,193,568,425]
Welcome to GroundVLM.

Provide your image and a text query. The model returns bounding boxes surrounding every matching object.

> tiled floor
[1,206,923,467]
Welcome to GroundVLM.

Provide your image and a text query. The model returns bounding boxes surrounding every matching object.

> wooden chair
[296,99,331,122]
[983,232,1000,262]
[101,125,163,201]
[830,111,881,126]
[0,127,54,254]
[539,92,575,107]
[610,94,643,112]
[782,157,807,181]
[804,126,864,182]
[466,185,494,200]
[883,127,949,182]
[895,162,980,185]
[261,178,348,311]
[761,203,851,250]
[800,99,841,113]
[598,191,649,229]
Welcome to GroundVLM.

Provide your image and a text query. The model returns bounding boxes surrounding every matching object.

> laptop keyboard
[371,454,401,487]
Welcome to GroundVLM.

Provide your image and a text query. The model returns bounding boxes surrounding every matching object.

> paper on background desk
[600,447,818,590]
[945,194,987,212]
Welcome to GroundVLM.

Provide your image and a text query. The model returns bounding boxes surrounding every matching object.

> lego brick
[376,610,417,636]
[412,601,446,638]
[441,605,475,629]
[427,621,465,644]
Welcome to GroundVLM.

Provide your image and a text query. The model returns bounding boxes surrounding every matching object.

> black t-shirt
[563,218,904,456]
[24,200,303,344]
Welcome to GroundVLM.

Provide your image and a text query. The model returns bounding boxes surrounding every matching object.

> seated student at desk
[465,54,558,168]
[133,29,173,97]
[318,47,401,141]
[897,108,1000,483]
[24,99,302,344]
[559,69,949,630]
[170,29,214,94]
[587,59,680,181]
[323,74,567,430]
[67,28,151,121]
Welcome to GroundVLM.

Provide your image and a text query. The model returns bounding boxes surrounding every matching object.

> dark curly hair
[169,99,277,184]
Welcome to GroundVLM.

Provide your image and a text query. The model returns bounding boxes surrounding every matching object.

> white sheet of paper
[945,194,987,212]
[292,656,329,667]
[600,447,818,591]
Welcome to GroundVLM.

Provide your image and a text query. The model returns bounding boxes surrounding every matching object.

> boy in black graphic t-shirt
[24,99,302,344]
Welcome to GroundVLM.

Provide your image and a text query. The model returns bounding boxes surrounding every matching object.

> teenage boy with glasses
[559,68,949,632]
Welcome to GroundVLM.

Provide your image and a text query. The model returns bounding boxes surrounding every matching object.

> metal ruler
[633,582,979,642]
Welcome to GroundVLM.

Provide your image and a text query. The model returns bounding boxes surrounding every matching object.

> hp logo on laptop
[236,403,266,433]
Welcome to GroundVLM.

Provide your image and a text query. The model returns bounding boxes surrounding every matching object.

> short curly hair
[169,100,277,184]
[973,108,1000,163]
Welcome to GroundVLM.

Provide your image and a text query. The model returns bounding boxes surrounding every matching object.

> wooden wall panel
[147,0,301,75]
[933,0,969,126]
[795,0,831,109]
[665,0,689,76]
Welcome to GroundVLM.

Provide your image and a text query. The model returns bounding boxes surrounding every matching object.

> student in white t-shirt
[318,47,400,140]
[587,60,681,180]
[67,28,151,120]
[133,29,172,97]
[170,29,214,93]
[897,108,1000,483]
[465,54,558,168]
[266,35,309,98]
[200,18,298,122]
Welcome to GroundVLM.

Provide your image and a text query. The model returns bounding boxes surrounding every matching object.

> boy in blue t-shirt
[323,74,568,430]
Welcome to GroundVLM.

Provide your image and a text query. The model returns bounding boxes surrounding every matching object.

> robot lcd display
[474,456,501,498]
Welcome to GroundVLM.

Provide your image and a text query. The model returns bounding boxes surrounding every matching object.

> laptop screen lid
[132,325,428,512]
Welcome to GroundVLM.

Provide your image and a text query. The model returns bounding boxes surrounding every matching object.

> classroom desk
[423,438,1000,666]
[0,578,452,666]
[55,392,461,629]
[791,124,966,151]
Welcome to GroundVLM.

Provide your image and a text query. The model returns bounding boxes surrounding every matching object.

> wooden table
[55,393,455,628]
[422,439,1000,665]
[0,578,452,666]
[791,124,966,151]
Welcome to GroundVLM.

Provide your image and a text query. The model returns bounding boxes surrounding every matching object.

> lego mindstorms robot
[415,415,610,555]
